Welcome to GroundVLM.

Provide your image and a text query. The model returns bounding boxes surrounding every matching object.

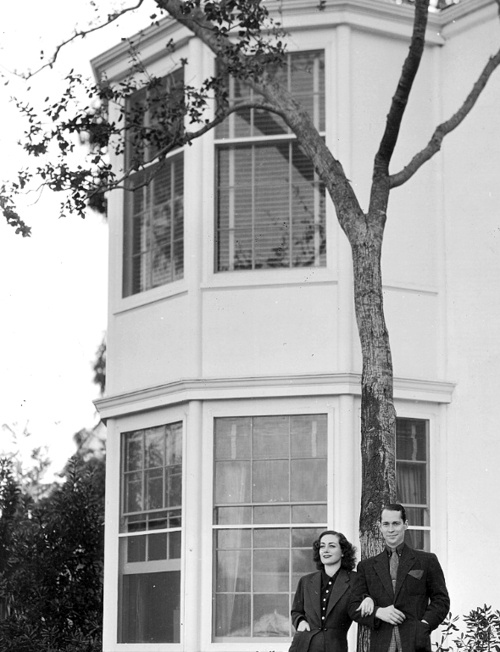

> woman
[289,530,372,652]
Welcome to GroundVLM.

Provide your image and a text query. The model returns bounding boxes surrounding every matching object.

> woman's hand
[297,620,310,632]
[356,596,375,617]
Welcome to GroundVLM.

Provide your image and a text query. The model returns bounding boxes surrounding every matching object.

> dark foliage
[0,454,105,652]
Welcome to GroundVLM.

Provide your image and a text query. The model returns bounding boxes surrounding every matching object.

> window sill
[203,266,336,290]
[113,280,188,315]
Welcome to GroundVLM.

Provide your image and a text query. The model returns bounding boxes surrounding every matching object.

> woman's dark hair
[312,530,357,571]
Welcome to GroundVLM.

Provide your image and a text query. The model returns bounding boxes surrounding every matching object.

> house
[93,0,500,649]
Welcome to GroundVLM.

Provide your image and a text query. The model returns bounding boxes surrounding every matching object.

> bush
[434,605,500,652]
[0,455,104,652]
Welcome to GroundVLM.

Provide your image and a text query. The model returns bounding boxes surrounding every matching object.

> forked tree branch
[369,0,430,215]
[390,49,500,188]
[374,0,430,172]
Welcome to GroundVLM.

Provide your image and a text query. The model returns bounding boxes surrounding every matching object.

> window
[215,51,326,272]
[119,423,182,643]
[213,414,327,639]
[396,418,429,550]
[123,69,184,297]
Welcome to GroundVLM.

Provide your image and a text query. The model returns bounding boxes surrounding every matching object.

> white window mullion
[251,146,256,269]
[288,142,293,267]
[228,148,235,271]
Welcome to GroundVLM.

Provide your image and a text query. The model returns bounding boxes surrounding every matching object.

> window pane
[216,550,251,592]
[292,548,315,583]
[253,594,290,636]
[406,529,430,551]
[291,414,327,458]
[126,433,143,471]
[215,418,251,460]
[148,533,167,561]
[119,571,180,643]
[128,535,146,563]
[216,143,325,272]
[169,530,181,559]
[215,506,253,525]
[215,461,251,504]
[290,459,327,502]
[253,416,289,459]
[216,529,252,550]
[292,504,327,523]
[145,468,163,510]
[397,418,427,461]
[254,529,289,548]
[145,427,165,467]
[253,460,289,503]
[124,473,143,513]
[254,505,290,524]
[254,549,289,592]
[397,463,427,504]
[405,506,429,527]
[215,594,251,637]
[292,527,320,548]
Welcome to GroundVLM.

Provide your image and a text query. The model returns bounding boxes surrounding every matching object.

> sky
[0,1,153,477]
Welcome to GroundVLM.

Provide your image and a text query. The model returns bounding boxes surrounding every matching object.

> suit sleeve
[347,562,379,630]
[291,576,307,630]
[422,553,450,630]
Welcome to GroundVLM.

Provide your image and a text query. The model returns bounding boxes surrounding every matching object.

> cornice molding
[91,0,461,81]
[94,373,455,420]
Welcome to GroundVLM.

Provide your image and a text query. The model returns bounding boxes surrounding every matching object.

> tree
[2,0,500,598]
[0,453,105,652]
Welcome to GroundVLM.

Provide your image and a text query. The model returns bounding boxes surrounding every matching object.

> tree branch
[374,0,430,171]
[157,1,363,223]
[390,47,500,188]
[369,0,430,216]
[21,0,147,78]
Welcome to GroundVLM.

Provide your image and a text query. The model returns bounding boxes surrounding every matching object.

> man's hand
[375,606,406,625]
[356,596,375,616]
[297,621,310,632]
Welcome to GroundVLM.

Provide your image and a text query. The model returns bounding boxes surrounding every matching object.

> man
[348,504,449,652]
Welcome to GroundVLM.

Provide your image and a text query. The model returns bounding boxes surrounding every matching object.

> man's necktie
[390,549,399,593]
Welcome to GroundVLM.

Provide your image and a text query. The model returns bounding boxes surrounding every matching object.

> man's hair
[312,530,357,571]
[381,503,408,523]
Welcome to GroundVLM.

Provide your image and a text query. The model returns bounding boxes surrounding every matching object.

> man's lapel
[374,552,394,598]
[325,569,349,617]
[394,545,417,599]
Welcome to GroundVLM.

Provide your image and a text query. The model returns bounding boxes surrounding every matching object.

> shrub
[434,605,500,652]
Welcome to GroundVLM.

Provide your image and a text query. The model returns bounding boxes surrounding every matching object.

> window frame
[123,153,185,297]
[122,67,186,299]
[205,400,336,647]
[109,409,186,652]
[396,416,430,551]
[214,50,327,274]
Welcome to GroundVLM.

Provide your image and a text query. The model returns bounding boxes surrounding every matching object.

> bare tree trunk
[349,214,396,651]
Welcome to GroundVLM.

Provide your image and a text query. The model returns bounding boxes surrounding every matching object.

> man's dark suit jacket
[348,545,449,652]
[290,569,356,652]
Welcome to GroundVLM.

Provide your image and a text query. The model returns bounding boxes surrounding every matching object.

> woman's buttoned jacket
[290,569,356,652]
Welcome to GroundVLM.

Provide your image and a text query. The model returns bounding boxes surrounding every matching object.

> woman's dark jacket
[290,569,356,652]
